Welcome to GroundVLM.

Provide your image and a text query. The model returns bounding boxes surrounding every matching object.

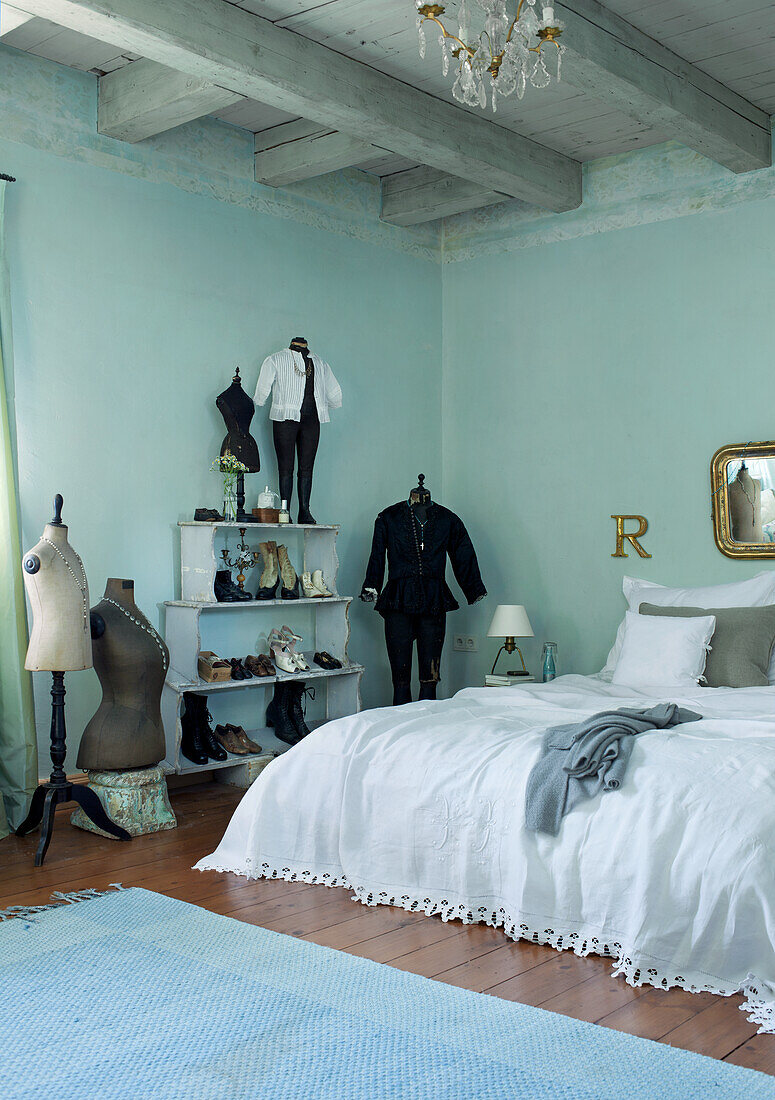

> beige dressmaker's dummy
[729,463,763,543]
[23,503,92,673]
[16,495,130,865]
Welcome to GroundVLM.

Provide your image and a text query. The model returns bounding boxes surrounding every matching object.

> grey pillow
[639,603,775,688]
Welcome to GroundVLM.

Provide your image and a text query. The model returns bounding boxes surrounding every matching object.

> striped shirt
[255,349,342,423]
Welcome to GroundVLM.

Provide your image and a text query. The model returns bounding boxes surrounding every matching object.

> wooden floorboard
[1,782,773,1076]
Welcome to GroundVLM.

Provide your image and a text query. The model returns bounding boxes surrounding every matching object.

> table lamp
[488,605,534,677]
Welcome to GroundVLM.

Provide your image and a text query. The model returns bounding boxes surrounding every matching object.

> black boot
[279,474,293,518]
[181,693,210,765]
[200,700,227,761]
[287,681,312,739]
[266,683,301,746]
[214,569,252,603]
[297,475,316,525]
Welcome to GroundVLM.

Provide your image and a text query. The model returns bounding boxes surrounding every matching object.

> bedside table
[485,675,536,687]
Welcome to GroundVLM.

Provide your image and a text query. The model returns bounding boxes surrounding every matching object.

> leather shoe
[194,508,223,522]
[214,725,250,755]
[245,654,274,677]
[227,724,262,753]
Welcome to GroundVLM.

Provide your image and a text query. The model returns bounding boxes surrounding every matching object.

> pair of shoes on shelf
[214,570,252,603]
[257,542,300,600]
[314,651,342,670]
[229,657,254,680]
[266,681,314,746]
[269,627,309,673]
[214,723,262,755]
[245,653,275,677]
[301,570,333,599]
[181,692,228,765]
[194,508,223,522]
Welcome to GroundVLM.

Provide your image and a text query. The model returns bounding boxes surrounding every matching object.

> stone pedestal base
[71,765,177,839]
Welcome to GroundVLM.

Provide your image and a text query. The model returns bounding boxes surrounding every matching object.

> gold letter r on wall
[612,515,651,558]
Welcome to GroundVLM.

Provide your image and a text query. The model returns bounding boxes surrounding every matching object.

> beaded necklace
[103,596,169,672]
[40,537,88,628]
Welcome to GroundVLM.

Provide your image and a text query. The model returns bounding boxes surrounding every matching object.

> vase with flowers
[211,452,249,522]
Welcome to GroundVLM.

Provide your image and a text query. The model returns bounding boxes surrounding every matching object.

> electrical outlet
[453,635,478,652]
[465,635,478,652]
[453,634,466,651]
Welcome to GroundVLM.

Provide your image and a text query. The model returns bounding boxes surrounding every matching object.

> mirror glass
[711,443,775,558]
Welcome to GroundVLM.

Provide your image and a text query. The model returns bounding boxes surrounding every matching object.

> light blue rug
[2,887,774,1099]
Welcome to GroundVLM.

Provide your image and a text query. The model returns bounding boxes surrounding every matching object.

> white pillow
[612,611,715,689]
[601,571,775,680]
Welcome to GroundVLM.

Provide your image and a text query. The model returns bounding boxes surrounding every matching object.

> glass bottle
[278,499,290,524]
[542,642,558,682]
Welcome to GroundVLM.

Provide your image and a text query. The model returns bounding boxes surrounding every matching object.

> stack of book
[485,673,535,687]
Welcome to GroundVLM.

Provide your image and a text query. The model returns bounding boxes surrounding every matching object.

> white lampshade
[487,604,534,639]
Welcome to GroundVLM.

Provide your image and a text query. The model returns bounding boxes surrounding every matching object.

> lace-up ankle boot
[277,544,300,599]
[181,692,210,765]
[287,681,312,739]
[266,683,300,745]
[200,701,227,761]
[258,541,280,599]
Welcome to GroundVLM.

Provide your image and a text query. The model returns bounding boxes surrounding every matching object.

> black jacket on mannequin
[361,501,486,616]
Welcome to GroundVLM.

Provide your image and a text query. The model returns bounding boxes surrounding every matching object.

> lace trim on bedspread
[196,856,775,1033]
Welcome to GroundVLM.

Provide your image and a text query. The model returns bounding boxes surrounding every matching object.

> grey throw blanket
[524,704,701,837]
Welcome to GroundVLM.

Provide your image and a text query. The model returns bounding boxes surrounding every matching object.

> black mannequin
[409,474,431,524]
[273,336,319,524]
[216,367,260,472]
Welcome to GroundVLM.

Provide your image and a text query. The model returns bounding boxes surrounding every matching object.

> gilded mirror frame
[711,441,775,559]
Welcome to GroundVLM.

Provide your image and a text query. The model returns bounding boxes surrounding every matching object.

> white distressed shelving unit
[161,520,363,787]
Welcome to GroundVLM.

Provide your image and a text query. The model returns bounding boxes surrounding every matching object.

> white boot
[301,571,322,598]
[311,569,333,598]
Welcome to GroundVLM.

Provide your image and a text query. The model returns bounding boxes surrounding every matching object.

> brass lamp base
[491,636,528,677]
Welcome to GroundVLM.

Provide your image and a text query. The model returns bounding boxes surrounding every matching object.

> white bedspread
[196,675,775,1030]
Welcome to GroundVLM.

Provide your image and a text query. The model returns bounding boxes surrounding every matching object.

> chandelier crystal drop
[416,0,565,112]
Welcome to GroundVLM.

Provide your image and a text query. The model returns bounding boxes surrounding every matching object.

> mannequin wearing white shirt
[255,337,342,524]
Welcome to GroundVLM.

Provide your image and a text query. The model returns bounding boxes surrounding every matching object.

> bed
[196,674,775,1031]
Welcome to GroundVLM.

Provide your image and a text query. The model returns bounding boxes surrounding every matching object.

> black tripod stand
[16,671,131,866]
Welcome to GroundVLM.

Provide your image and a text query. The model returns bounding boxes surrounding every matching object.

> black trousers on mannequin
[272,406,320,512]
[383,611,446,706]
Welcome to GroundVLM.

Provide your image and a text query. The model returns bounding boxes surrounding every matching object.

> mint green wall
[0,48,441,769]
[9,41,775,760]
[442,196,775,692]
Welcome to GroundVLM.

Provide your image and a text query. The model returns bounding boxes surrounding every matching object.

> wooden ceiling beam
[381,167,507,226]
[254,121,376,188]
[18,0,582,212]
[559,0,771,172]
[0,6,35,36]
[99,59,243,142]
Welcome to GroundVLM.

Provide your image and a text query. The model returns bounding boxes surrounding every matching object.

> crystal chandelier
[416,0,565,113]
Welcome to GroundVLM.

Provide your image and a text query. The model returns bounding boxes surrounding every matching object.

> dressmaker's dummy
[77,579,169,771]
[216,366,260,472]
[729,463,762,542]
[23,495,91,671]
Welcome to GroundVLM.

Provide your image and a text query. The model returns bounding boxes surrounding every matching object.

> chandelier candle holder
[416,0,565,112]
[221,529,259,593]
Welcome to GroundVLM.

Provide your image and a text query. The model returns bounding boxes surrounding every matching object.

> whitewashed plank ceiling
[2,0,774,219]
